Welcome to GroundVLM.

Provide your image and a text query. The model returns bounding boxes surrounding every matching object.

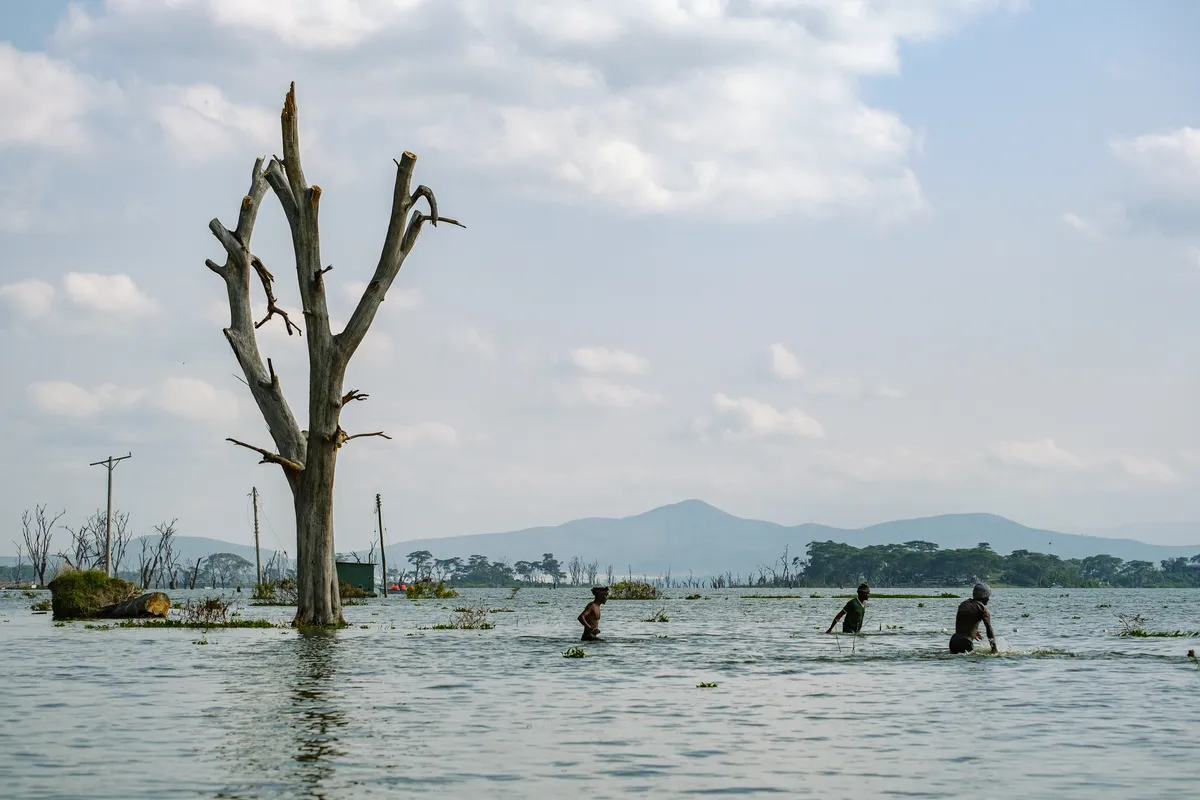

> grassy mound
[609,580,659,600]
[406,582,459,599]
[48,569,137,620]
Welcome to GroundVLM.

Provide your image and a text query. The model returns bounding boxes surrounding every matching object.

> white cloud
[1110,127,1200,191]
[1187,246,1200,270]
[1117,456,1177,483]
[453,326,495,359]
[155,377,239,423]
[702,393,824,441]
[989,438,1082,469]
[570,346,649,376]
[390,421,459,448]
[63,0,1022,221]
[28,381,143,418]
[64,272,156,315]
[767,343,803,380]
[806,375,861,397]
[1061,212,1101,238]
[0,279,55,319]
[819,447,958,483]
[0,43,118,151]
[564,377,664,410]
[154,83,275,161]
[875,385,907,399]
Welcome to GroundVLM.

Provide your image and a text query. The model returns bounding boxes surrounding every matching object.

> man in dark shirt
[950,583,997,653]
[826,582,870,634]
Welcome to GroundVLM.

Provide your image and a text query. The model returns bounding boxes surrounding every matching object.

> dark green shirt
[842,598,866,632]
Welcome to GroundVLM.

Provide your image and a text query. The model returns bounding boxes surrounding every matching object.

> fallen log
[94,592,171,619]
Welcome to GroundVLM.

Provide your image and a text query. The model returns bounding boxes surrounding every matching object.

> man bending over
[951,583,997,654]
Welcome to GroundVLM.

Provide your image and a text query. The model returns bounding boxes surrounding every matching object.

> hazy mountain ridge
[4,501,1198,576]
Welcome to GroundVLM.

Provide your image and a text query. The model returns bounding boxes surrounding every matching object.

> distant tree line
[380,541,1200,589]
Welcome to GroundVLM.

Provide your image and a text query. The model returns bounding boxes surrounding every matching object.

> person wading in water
[950,583,997,654]
[826,582,870,634]
[578,586,608,641]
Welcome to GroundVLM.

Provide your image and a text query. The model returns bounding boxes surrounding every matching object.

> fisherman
[826,582,870,634]
[578,586,608,641]
[950,582,997,654]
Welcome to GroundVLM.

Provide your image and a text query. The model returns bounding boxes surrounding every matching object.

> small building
[335,561,376,595]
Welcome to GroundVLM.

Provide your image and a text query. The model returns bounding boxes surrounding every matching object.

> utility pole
[252,487,262,586]
[376,493,387,597]
[89,452,131,577]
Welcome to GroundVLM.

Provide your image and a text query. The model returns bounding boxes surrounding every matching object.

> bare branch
[333,427,392,448]
[340,389,369,406]
[264,157,298,228]
[226,438,305,472]
[280,83,308,201]
[250,255,302,336]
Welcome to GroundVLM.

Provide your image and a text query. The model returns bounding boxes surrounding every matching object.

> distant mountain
[1085,522,1200,548]
[383,500,1200,577]
[6,501,1199,577]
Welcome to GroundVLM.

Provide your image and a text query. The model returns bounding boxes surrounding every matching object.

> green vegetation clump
[425,603,494,630]
[697,682,719,688]
[810,593,823,598]
[1120,630,1200,638]
[536,601,549,605]
[644,608,669,622]
[609,580,658,600]
[30,599,52,612]
[48,570,136,620]
[252,579,297,605]
[406,582,459,600]
[562,647,587,658]
[742,595,804,599]
[117,618,279,629]
[490,608,515,613]
[339,580,375,600]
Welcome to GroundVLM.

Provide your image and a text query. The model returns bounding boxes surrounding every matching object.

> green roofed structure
[335,561,375,595]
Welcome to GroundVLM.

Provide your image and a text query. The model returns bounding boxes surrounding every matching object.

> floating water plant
[1096,604,1112,609]
[917,603,925,608]
[508,586,521,600]
[810,593,823,598]
[697,682,718,688]
[644,607,670,623]
[406,582,459,600]
[30,599,51,612]
[563,647,587,658]
[425,603,494,630]
[1021,613,1031,618]
[833,593,959,600]
[685,594,702,600]
[490,608,515,613]
[609,580,658,600]
[1120,630,1200,638]
[536,601,549,605]
[742,595,805,599]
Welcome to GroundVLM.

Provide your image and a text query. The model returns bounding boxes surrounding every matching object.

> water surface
[2,587,1198,798]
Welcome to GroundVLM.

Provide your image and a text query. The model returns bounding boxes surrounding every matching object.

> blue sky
[2,1,1199,551]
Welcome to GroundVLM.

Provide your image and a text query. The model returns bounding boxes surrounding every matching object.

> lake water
[1,587,1198,798]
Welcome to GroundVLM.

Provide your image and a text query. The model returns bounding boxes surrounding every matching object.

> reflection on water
[1,587,1199,799]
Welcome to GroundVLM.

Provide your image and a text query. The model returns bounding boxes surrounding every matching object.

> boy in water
[826,582,870,634]
[950,583,997,653]
[578,586,608,641]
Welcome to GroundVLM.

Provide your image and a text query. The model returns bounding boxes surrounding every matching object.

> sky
[3,0,1200,553]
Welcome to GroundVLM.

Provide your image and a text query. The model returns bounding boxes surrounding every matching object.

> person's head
[592,586,609,605]
[857,582,870,601]
[973,582,991,604]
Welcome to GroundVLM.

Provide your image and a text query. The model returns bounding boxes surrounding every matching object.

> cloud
[64,272,156,315]
[989,438,1082,468]
[61,0,1022,221]
[1110,127,1200,191]
[28,381,143,419]
[562,377,664,410]
[570,346,649,375]
[767,343,803,380]
[155,377,239,423]
[0,43,119,152]
[1061,212,1101,238]
[1187,246,1200,270]
[701,393,824,441]
[154,83,275,161]
[875,385,907,400]
[452,326,495,359]
[342,282,424,311]
[0,279,55,319]
[1117,456,1177,483]
[390,421,459,448]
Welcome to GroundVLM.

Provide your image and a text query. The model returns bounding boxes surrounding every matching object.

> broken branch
[226,438,305,472]
[340,389,369,406]
[250,255,302,336]
[333,427,392,448]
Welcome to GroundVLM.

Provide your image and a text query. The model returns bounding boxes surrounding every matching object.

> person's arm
[983,609,996,652]
[826,609,846,633]
[578,606,589,628]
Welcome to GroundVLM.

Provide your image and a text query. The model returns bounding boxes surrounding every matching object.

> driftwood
[94,592,171,619]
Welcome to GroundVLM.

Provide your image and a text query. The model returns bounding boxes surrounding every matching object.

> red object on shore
[398,584,407,590]
[390,584,401,591]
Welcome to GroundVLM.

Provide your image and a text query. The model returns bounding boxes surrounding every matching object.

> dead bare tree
[205,83,461,626]
[109,511,133,577]
[21,505,65,586]
[12,541,25,584]
[585,560,599,585]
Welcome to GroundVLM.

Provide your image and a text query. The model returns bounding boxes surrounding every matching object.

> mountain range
[5,501,1199,576]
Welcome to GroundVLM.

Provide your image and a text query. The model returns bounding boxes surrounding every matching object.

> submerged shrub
[338,580,374,600]
[406,582,459,600]
[427,603,493,630]
[252,579,297,605]
[609,580,658,600]
[563,647,587,658]
[181,596,234,626]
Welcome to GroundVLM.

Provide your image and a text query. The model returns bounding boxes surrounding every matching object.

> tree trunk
[293,437,344,627]
[95,592,171,619]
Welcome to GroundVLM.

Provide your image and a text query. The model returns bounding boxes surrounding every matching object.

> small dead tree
[109,511,133,577]
[12,541,25,584]
[22,505,65,586]
[205,84,461,626]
